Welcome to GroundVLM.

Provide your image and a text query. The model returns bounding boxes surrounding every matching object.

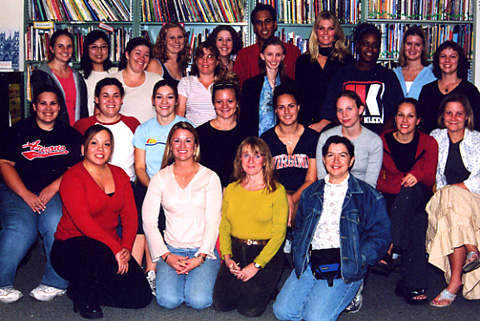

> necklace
[442,79,460,93]
[213,119,236,131]
[219,59,232,71]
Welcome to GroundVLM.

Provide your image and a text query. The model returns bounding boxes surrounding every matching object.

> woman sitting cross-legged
[375,98,438,304]
[51,125,152,319]
[213,137,288,317]
[427,92,480,307]
[273,135,391,321]
[142,122,223,310]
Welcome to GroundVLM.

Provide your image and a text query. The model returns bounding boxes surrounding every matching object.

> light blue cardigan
[394,64,437,99]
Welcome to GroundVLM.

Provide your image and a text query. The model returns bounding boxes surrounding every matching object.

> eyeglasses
[197,54,215,61]
[88,45,109,52]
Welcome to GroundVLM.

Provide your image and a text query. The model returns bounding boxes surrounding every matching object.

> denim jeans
[274,265,363,321]
[0,183,67,289]
[155,245,220,310]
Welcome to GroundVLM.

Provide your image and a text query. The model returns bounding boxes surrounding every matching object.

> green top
[219,181,288,267]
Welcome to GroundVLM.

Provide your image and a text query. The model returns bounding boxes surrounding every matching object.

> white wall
[0,0,24,71]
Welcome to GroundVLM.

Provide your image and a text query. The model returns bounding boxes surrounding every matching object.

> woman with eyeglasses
[80,30,119,116]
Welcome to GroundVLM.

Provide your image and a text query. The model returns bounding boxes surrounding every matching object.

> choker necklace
[318,47,333,57]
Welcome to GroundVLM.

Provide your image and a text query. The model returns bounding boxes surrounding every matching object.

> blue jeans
[0,183,68,289]
[273,265,363,321]
[156,245,220,309]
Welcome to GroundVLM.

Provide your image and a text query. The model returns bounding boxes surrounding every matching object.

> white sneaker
[146,270,156,297]
[0,287,23,303]
[29,284,66,302]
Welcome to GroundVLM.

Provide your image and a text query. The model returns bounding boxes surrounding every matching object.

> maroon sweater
[377,129,438,194]
[55,162,137,254]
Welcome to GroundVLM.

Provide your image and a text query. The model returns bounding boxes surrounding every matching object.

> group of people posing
[1,4,480,321]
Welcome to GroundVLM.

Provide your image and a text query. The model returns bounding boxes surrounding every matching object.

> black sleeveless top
[159,60,183,87]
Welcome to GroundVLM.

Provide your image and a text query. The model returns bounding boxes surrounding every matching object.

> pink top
[142,164,222,261]
[55,69,77,126]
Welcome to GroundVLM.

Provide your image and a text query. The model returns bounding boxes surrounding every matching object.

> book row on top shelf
[256,0,361,24]
[378,23,474,59]
[368,0,474,21]
[141,0,246,23]
[28,0,131,22]
[25,23,132,62]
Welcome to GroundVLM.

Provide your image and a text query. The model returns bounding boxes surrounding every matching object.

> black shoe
[394,279,428,305]
[74,301,104,319]
[370,253,393,276]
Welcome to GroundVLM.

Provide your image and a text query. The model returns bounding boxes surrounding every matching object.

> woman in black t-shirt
[0,85,82,304]
[196,72,248,187]
[261,83,318,227]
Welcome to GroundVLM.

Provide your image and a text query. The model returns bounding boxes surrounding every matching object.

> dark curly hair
[353,23,381,45]
[206,25,244,56]
[432,41,469,80]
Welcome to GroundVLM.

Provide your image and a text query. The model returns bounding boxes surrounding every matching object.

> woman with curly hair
[146,23,189,87]
[207,25,243,73]
[295,10,354,131]
[418,41,480,134]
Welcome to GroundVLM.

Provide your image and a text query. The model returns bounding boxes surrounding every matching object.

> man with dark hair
[234,4,301,85]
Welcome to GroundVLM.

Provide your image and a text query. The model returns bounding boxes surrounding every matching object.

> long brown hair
[152,23,189,70]
[232,137,277,193]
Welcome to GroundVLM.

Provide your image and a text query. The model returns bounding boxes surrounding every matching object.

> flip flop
[429,289,457,308]
[463,251,480,273]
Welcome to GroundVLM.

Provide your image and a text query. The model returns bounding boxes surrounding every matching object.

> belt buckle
[247,239,253,245]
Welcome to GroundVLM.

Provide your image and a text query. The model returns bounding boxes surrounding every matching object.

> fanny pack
[309,248,341,287]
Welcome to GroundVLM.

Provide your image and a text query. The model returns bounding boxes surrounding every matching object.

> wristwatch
[253,262,262,269]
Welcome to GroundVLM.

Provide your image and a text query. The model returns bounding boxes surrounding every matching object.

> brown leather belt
[232,237,269,246]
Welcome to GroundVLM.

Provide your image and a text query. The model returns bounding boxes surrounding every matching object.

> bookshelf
[20,0,480,115]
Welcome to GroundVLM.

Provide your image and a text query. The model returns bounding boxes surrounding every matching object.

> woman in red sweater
[375,98,438,304]
[51,125,151,319]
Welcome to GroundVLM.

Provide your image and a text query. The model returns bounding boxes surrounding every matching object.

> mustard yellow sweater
[219,181,288,267]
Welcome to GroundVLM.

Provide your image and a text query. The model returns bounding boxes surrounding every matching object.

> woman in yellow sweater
[213,136,288,317]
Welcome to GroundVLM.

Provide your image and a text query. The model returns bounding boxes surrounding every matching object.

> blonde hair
[398,26,428,67]
[161,122,201,169]
[232,137,277,193]
[308,11,350,63]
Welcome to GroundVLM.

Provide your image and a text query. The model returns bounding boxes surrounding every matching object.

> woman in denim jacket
[274,135,391,321]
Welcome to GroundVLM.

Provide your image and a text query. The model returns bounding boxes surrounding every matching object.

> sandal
[429,289,457,308]
[463,251,480,273]
[370,253,393,276]
[394,280,428,305]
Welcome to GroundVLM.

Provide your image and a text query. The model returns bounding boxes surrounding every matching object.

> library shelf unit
[22,0,479,115]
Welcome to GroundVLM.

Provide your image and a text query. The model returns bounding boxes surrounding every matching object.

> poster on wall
[0,28,20,71]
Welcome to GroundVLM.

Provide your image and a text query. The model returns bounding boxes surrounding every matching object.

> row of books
[25,25,132,61]
[257,0,361,24]
[28,0,131,22]
[368,0,474,21]
[378,23,473,59]
[141,0,245,23]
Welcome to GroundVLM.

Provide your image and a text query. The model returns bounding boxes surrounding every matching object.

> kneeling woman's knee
[186,294,213,310]
[156,293,183,310]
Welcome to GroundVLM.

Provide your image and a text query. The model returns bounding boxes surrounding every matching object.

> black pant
[213,239,284,317]
[383,183,431,289]
[51,237,152,308]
